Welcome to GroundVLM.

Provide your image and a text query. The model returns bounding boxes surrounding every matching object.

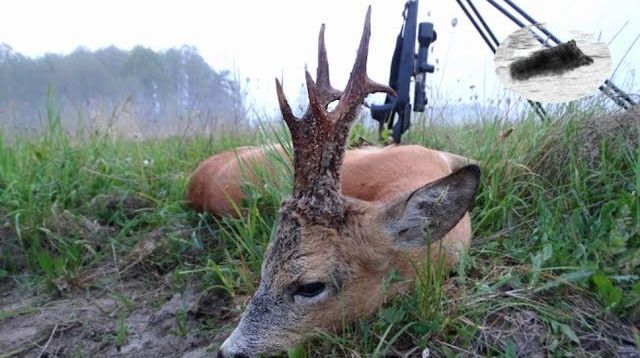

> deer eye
[294,282,326,298]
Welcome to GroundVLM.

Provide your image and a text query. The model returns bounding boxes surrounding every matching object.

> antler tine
[333,6,396,121]
[275,78,301,136]
[305,69,326,122]
[316,24,342,108]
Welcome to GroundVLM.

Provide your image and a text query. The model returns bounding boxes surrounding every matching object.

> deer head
[218,7,480,357]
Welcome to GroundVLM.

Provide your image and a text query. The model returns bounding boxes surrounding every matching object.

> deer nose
[217,350,250,358]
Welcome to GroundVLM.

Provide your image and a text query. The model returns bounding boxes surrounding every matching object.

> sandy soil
[0,277,234,357]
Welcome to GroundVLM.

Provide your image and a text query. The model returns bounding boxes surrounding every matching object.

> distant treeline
[0,43,245,134]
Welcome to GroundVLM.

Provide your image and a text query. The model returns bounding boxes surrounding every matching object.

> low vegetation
[0,101,638,356]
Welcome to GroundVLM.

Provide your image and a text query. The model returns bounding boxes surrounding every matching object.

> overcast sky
[2,0,639,117]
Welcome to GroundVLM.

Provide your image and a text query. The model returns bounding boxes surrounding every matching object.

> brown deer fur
[187,144,473,213]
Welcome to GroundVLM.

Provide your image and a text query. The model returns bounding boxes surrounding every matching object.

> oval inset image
[494,27,611,103]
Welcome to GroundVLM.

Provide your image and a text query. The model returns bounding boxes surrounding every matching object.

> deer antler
[276,7,396,226]
[314,24,342,108]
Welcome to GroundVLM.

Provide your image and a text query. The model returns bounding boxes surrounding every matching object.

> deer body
[187,144,473,214]
[188,143,474,269]
[205,8,481,357]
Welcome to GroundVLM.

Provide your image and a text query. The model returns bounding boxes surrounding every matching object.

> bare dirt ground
[0,276,234,357]
[0,275,228,357]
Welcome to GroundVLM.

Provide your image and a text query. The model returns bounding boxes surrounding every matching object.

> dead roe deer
[187,8,480,357]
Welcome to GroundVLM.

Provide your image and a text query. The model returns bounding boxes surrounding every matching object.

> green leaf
[287,342,307,358]
[412,319,440,335]
[592,273,611,289]
[534,270,592,293]
[381,306,406,325]
[380,127,393,144]
[504,340,517,358]
[560,323,579,343]
[592,273,623,308]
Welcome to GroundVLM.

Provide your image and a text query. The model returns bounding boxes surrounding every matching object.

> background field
[0,100,639,357]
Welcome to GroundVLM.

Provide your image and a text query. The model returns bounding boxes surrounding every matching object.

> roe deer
[190,8,481,357]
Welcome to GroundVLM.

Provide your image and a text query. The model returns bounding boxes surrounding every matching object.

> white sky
[1,0,639,117]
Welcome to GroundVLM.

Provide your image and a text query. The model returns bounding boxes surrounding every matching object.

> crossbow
[372,0,637,143]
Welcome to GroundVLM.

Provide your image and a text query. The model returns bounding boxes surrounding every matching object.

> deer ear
[376,165,480,249]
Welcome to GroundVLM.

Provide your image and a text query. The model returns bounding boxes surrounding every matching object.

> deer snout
[218,328,254,358]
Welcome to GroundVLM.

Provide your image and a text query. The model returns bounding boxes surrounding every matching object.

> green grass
[1,99,639,356]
